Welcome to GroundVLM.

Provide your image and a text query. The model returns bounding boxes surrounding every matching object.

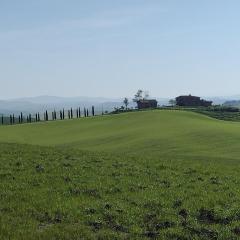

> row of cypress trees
[1,106,96,125]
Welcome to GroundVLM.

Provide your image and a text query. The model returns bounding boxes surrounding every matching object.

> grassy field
[1,110,240,239]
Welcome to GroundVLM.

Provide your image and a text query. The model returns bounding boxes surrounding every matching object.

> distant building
[137,99,158,109]
[176,95,212,107]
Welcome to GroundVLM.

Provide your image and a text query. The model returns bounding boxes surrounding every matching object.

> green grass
[1,110,240,239]
[193,109,240,122]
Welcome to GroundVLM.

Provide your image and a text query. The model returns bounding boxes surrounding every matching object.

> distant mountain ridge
[0,96,132,115]
[0,96,171,115]
[223,100,240,108]
[0,95,240,115]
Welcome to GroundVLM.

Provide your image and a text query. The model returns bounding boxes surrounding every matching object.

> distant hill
[1,95,240,115]
[223,100,240,108]
[206,95,240,105]
[0,96,126,115]
[0,96,171,115]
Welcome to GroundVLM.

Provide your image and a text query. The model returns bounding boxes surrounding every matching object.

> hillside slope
[1,110,240,239]
[1,110,240,158]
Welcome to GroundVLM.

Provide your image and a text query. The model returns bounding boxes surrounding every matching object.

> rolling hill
[1,110,240,239]
[1,110,240,157]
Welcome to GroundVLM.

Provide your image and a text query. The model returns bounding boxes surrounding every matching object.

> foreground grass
[1,111,240,239]
[1,143,240,239]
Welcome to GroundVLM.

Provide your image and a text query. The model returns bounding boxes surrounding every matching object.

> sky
[0,0,240,99]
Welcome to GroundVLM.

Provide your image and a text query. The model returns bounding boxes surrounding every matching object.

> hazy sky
[1,0,240,99]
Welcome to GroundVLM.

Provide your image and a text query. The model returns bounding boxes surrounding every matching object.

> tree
[169,99,176,106]
[70,108,73,119]
[21,112,23,123]
[133,89,143,102]
[45,111,48,121]
[133,89,151,102]
[92,106,95,116]
[123,98,129,110]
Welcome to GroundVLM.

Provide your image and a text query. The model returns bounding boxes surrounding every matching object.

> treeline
[1,106,96,125]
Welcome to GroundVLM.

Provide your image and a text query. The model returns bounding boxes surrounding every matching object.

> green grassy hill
[1,110,240,156]
[1,110,240,239]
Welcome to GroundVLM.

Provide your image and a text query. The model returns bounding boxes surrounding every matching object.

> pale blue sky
[1,0,240,99]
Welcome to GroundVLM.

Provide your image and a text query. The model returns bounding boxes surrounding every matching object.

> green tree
[21,112,23,123]
[45,111,48,121]
[133,89,143,102]
[123,98,129,110]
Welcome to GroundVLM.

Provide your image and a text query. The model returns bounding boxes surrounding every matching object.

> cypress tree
[29,114,31,123]
[84,108,86,117]
[87,109,89,117]
[79,108,81,117]
[70,108,73,119]
[92,106,95,116]
[63,109,65,119]
[27,116,29,123]
[21,112,23,123]
[68,110,70,119]
[76,109,79,118]
[2,115,3,125]
[55,110,57,120]
[46,111,48,121]
[13,114,15,124]
[38,113,40,122]
[60,110,62,120]
[10,115,12,125]
[53,110,56,120]
[35,113,38,122]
